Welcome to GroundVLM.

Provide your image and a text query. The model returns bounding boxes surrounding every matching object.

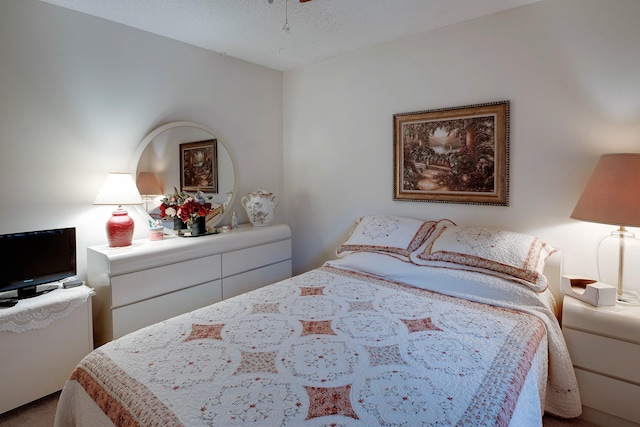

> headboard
[544,250,563,317]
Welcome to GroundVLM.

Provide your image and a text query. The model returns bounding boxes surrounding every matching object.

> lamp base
[617,292,640,305]
[598,227,640,306]
[106,207,134,247]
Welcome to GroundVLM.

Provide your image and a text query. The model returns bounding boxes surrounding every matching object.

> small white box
[561,275,617,307]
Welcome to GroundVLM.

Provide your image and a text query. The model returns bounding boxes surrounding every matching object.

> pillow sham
[410,224,556,291]
[336,215,437,261]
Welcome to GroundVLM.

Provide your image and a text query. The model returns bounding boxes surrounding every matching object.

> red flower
[159,188,212,223]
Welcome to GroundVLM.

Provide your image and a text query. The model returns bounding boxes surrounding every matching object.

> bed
[55,216,582,426]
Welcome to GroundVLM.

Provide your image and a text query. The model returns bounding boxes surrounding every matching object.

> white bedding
[55,252,581,426]
[326,253,581,418]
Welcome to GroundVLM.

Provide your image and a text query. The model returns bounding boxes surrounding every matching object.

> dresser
[562,295,640,426]
[88,224,291,347]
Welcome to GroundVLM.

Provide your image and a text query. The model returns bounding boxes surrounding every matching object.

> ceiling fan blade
[300,0,313,2]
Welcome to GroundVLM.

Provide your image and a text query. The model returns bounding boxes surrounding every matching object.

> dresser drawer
[111,254,221,308]
[575,368,640,424]
[112,279,222,339]
[223,259,291,299]
[563,328,640,384]
[222,239,291,277]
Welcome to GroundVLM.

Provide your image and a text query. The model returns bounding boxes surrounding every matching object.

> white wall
[0,1,283,279]
[282,0,640,279]
[3,0,640,287]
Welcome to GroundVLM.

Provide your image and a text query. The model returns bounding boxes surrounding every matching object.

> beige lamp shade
[136,172,163,196]
[570,154,640,227]
[93,173,144,206]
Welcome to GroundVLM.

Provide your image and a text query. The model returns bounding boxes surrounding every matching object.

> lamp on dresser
[136,171,163,213]
[570,153,640,304]
[93,172,144,247]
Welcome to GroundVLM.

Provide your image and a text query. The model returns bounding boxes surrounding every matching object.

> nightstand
[562,295,640,426]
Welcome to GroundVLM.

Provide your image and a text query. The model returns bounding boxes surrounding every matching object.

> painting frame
[180,139,218,193]
[393,100,509,206]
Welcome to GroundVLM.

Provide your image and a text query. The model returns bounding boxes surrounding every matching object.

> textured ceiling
[38,0,542,71]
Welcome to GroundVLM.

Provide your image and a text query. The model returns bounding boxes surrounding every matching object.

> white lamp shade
[93,173,144,205]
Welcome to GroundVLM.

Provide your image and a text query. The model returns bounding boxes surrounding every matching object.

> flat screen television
[0,227,76,299]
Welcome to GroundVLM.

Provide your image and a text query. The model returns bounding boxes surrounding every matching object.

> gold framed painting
[180,139,218,193]
[393,100,509,205]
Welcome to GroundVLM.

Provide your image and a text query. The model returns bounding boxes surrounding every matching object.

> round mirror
[131,121,237,229]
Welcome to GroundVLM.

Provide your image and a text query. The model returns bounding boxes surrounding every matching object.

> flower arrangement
[160,188,212,225]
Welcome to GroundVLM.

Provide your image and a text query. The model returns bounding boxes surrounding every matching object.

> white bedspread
[326,253,581,418]
[55,257,581,426]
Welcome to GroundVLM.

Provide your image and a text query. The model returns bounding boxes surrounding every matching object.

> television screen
[0,227,76,298]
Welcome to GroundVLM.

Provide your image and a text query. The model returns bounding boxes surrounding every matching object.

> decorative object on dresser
[93,172,144,247]
[159,187,220,236]
[393,100,509,206]
[571,153,640,305]
[242,187,279,226]
[87,223,292,347]
[231,211,238,229]
[147,220,164,241]
[562,295,640,426]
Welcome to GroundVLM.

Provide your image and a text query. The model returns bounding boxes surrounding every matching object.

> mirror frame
[130,121,238,228]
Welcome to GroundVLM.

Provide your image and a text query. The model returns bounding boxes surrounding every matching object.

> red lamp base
[106,207,134,247]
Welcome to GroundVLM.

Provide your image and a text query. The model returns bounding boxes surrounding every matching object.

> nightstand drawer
[562,296,640,344]
[575,368,640,424]
[564,328,640,384]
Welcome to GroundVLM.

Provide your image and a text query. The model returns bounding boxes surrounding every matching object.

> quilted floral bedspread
[58,266,551,426]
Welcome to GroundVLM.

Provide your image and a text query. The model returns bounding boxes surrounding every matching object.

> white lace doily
[0,285,94,333]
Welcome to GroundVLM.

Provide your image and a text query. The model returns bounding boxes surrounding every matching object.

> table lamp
[571,153,640,304]
[93,173,144,247]
[136,172,163,212]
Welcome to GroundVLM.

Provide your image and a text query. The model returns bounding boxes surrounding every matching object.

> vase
[173,217,187,230]
[241,188,279,227]
[190,216,207,236]
[106,207,135,247]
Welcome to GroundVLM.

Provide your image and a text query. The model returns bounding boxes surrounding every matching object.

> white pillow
[336,215,437,261]
[410,225,556,291]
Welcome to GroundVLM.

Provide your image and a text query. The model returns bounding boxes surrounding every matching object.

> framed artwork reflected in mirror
[180,139,218,193]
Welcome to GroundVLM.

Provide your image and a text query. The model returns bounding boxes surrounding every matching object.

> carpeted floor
[0,391,60,427]
[0,391,600,426]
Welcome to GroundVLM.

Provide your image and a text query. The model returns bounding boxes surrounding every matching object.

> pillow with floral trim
[410,225,556,291]
[336,215,437,261]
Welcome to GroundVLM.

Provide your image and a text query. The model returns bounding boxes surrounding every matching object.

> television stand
[0,285,93,414]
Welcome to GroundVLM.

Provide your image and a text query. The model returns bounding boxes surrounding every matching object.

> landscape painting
[393,101,509,205]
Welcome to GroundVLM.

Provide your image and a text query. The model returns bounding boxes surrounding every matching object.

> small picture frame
[180,139,218,193]
[393,100,509,206]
